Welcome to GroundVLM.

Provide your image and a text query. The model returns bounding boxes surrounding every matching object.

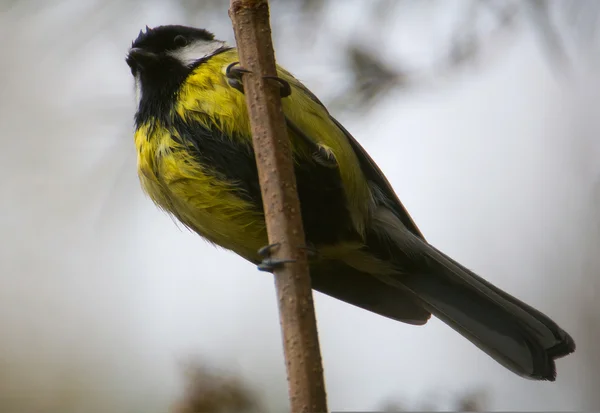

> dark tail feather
[446,256,575,360]
[390,242,575,381]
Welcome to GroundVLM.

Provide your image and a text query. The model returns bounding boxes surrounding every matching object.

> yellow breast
[135,121,268,262]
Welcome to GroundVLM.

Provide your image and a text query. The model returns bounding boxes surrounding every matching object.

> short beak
[126,48,159,72]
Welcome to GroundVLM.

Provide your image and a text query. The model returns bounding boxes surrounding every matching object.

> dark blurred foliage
[454,390,488,411]
[171,361,488,412]
[5,0,595,112]
[374,388,487,411]
[170,0,600,111]
[171,362,263,413]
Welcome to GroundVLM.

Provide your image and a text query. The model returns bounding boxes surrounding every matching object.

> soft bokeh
[1,0,598,411]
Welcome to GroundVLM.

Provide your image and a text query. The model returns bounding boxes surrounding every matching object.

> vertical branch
[228,1,328,413]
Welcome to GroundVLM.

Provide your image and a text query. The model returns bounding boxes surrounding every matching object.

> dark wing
[328,116,425,239]
[282,75,431,324]
[284,70,424,239]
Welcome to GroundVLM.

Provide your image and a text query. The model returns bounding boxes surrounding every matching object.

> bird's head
[126,25,229,102]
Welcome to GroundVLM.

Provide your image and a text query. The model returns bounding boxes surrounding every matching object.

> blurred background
[1,0,599,411]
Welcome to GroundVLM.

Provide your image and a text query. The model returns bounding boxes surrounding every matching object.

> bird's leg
[225,62,292,98]
[256,242,318,272]
[285,117,338,169]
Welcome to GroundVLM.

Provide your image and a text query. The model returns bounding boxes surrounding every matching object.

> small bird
[126,24,575,380]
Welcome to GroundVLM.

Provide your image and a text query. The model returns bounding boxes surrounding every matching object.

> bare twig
[228,1,328,413]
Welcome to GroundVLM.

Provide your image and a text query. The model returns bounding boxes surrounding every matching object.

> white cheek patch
[169,40,227,67]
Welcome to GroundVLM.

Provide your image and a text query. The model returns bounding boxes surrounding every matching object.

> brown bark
[228,1,328,412]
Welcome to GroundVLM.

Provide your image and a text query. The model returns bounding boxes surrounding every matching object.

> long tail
[373,212,576,381]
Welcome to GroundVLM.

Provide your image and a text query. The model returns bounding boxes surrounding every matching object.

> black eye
[174,35,188,47]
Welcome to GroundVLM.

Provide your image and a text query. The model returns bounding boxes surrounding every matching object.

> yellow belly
[135,122,268,262]
[135,122,395,274]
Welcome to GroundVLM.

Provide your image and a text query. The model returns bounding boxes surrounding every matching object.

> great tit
[126,24,575,381]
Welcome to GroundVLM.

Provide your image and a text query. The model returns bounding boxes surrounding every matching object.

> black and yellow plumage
[126,24,575,380]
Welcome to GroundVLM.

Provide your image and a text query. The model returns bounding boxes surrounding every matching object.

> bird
[125,24,575,381]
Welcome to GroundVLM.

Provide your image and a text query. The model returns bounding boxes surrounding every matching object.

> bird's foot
[225,61,250,94]
[225,62,292,98]
[257,243,295,272]
[256,242,317,272]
